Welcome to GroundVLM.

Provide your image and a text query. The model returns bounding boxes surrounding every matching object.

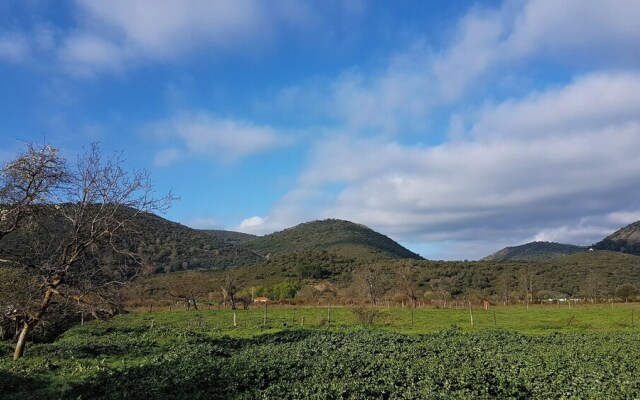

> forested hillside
[483,241,586,261]
[241,219,423,260]
[0,208,263,274]
[593,220,640,256]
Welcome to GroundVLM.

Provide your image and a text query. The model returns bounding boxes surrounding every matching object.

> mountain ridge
[592,220,640,256]
[0,211,421,273]
[482,241,587,262]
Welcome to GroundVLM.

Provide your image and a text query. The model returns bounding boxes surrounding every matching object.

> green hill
[592,220,640,256]
[241,219,423,260]
[482,241,586,262]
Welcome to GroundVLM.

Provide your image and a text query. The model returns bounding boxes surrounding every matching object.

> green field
[2,304,640,399]
[127,302,640,335]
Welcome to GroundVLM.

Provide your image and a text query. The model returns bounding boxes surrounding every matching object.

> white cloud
[57,0,342,74]
[472,73,640,140]
[75,0,273,59]
[258,72,640,259]
[533,224,610,245]
[238,216,267,232]
[506,0,640,64]
[150,112,290,164]
[325,1,640,136]
[607,211,640,227]
[58,33,131,76]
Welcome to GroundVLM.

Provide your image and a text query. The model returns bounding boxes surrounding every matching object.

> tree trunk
[14,288,55,360]
[13,321,30,361]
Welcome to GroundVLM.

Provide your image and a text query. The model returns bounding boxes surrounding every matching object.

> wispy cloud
[58,33,131,77]
[72,0,276,61]
[318,1,640,137]
[0,32,31,63]
[56,0,356,75]
[153,148,181,167]
[149,112,291,165]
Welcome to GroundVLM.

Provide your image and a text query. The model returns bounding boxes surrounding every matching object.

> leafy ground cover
[2,305,640,399]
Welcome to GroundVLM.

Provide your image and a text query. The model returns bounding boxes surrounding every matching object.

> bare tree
[582,272,605,303]
[353,265,385,305]
[0,143,66,242]
[519,267,534,309]
[221,271,240,310]
[163,272,210,311]
[429,277,452,307]
[495,271,516,305]
[1,143,172,360]
[397,263,421,308]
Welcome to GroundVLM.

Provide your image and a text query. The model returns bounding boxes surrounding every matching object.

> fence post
[263,301,268,327]
[468,301,474,327]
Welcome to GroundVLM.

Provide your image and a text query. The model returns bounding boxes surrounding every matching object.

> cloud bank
[238,1,640,260]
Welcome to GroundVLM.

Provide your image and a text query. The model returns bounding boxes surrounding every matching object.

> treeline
[127,249,640,309]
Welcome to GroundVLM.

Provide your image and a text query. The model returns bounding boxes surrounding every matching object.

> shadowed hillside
[483,241,586,262]
[114,212,263,272]
[0,208,263,274]
[593,220,640,256]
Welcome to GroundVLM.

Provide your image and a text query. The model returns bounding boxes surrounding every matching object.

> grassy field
[2,303,640,399]
[123,302,640,335]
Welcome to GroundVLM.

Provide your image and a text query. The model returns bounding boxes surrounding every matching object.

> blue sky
[2,0,640,260]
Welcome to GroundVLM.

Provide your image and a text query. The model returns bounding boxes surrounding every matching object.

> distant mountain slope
[200,229,257,245]
[482,241,586,261]
[592,220,640,256]
[0,208,263,273]
[242,219,422,260]
[123,212,263,272]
